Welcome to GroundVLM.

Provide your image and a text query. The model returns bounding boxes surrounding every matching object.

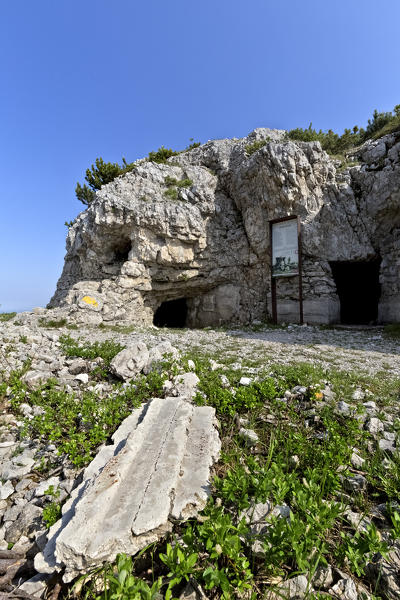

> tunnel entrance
[330,259,381,324]
[153,298,188,328]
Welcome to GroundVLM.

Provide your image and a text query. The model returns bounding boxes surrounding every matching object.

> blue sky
[1,0,399,312]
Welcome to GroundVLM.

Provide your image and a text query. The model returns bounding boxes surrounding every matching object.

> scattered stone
[239,376,252,386]
[365,417,384,436]
[335,400,351,416]
[330,577,358,600]
[18,573,50,598]
[238,428,259,447]
[170,372,200,399]
[5,504,42,544]
[110,343,150,380]
[21,371,50,390]
[379,438,396,454]
[352,388,365,401]
[75,373,89,384]
[350,451,365,468]
[0,481,14,500]
[68,358,87,375]
[276,575,311,599]
[312,565,333,590]
[342,473,367,493]
[366,543,400,600]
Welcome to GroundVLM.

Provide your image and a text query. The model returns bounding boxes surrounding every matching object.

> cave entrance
[330,259,381,324]
[153,298,188,328]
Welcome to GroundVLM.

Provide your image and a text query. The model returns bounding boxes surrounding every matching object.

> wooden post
[269,220,277,324]
[297,216,304,325]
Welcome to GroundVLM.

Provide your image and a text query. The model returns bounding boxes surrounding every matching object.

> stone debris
[35,396,220,581]
[238,427,259,447]
[110,342,150,380]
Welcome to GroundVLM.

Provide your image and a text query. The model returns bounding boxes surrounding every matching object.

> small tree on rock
[75,157,136,205]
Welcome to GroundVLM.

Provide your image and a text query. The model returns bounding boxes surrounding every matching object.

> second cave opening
[330,259,381,324]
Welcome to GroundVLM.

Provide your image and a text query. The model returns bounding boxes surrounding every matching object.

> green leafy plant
[42,485,62,528]
[59,335,124,367]
[159,543,198,599]
[336,524,388,576]
[95,553,163,600]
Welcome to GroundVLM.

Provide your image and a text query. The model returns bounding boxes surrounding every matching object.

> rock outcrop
[49,127,400,325]
[35,397,220,582]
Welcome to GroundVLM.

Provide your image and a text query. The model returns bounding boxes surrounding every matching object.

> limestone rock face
[49,127,400,325]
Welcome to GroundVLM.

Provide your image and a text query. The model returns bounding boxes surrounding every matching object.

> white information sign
[272,219,299,277]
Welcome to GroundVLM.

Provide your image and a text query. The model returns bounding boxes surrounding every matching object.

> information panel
[271,219,299,277]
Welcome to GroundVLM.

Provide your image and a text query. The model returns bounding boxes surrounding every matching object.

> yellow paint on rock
[81,296,99,307]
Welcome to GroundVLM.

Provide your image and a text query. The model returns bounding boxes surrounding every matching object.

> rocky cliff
[49,127,400,326]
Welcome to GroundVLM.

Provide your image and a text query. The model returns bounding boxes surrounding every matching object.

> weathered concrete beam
[35,397,220,581]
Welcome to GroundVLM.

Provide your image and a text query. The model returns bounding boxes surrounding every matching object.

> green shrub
[89,554,163,600]
[164,175,193,188]
[147,146,180,164]
[38,318,67,328]
[0,312,16,322]
[164,187,178,200]
[245,139,269,155]
[288,103,400,155]
[383,323,400,339]
[75,157,136,205]
[59,335,124,366]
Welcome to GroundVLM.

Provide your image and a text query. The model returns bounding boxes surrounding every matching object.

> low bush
[288,103,400,155]
[0,312,16,322]
[59,335,124,367]
[383,323,400,339]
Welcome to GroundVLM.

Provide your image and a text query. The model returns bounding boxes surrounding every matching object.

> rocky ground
[0,309,399,599]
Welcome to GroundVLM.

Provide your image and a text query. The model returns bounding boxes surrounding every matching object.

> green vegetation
[148,140,200,164]
[42,485,62,528]
[75,157,136,205]
[59,334,124,368]
[163,175,193,201]
[38,317,68,328]
[164,175,193,188]
[245,138,271,155]
[147,146,180,164]
[68,350,400,598]
[0,312,16,322]
[3,337,400,598]
[383,323,400,339]
[8,369,165,468]
[288,103,400,155]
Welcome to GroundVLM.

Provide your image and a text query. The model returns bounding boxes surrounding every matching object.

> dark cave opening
[153,298,188,328]
[113,238,132,263]
[330,259,381,324]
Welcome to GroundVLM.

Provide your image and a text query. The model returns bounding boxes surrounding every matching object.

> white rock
[75,373,89,384]
[36,397,220,582]
[110,343,149,380]
[0,481,14,500]
[239,428,259,446]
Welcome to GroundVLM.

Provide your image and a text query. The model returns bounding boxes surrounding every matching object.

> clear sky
[1,0,399,312]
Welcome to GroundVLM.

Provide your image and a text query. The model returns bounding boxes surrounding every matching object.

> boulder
[35,397,220,581]
[110,342,150,380]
